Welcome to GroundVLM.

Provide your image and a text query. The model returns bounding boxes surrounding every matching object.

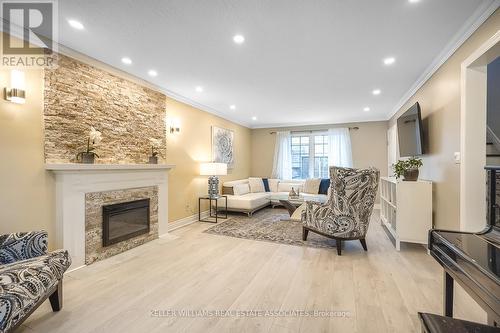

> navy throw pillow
[262,178,271,192]
[319,179,330,195]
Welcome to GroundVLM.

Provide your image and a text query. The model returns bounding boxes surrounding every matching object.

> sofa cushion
[248,177,265,193]
[227,193,271,210]
[304,178,321,194]
[0,250,71,332]
[278,182,303,193]
[268,179,280,192]
[233,183,250,196]
[319,178,330,195]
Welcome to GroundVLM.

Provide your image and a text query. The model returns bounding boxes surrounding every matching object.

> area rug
[203,208,337,249]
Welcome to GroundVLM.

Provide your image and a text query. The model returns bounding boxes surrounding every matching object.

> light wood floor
[20,210,446,333]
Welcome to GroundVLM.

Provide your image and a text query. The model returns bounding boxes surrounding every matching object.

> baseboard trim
[165,210,209,233]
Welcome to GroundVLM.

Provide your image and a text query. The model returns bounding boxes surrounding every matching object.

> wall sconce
[168,118,181,134]
[4,70,26,104]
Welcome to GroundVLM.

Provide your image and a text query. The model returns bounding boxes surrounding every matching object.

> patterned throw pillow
[248,177,265,193]
[304,178,321,194]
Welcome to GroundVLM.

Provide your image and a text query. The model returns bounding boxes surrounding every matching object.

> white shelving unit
[379,177,432,250]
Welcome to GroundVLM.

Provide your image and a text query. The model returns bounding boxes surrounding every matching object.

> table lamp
[200,162,227,198]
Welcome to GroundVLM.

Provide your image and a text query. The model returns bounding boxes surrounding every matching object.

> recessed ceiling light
[68,19,84,30]
[372,89,381,95]
[148,70,158,77]
[121,57,132,65]
[363,107,370,112]
[195,86,204,93]
[229,105,236,110]
[408,0,420,3]
[233,34,245,44]
[251,116,257,121]
[383,57,396,65]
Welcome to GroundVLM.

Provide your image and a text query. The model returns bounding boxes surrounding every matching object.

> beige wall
[166,98,251,222]
[251,121,388,181]
[0,67,57,248]
[388,9,500,230]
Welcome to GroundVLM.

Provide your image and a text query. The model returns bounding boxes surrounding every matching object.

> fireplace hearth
[102,199,150,247]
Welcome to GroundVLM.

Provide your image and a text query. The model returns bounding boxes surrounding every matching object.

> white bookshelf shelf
[379,177,432,251]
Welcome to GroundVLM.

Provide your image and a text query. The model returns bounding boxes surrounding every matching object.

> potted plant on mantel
[149,138,163,164]
[76,127,102,164]
[393,157,423,181]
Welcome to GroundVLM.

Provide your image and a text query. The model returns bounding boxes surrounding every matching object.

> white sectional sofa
[220,178,328,216]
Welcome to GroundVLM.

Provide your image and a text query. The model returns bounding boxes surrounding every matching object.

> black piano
[429,166,500,327]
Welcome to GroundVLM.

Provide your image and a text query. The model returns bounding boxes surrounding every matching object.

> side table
[198,195,228,223]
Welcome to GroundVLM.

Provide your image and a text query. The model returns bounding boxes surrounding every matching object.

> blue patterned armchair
[302,166,380,255]
[0,231,71,333]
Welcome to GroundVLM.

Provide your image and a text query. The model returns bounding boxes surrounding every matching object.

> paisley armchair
[0,231,71,333]
[302,166,380,255]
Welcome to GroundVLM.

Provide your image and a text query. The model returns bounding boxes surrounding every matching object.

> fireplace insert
[102,198,150,246]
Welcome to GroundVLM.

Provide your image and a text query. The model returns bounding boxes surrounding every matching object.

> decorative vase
[78,152,95,164]
[149,156,158,164]
[403,168,419,181]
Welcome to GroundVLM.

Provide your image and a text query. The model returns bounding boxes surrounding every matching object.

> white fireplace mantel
[46,163,175,270]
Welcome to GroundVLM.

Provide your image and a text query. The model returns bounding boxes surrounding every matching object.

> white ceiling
[56,0,498,128]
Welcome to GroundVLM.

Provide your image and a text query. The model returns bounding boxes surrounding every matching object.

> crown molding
[250,117,389,129]
[387,0,500,120]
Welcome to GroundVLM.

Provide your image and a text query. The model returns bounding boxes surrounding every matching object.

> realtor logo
[1,0,58,68]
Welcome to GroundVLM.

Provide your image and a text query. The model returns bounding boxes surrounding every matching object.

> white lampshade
[200,162,227,176]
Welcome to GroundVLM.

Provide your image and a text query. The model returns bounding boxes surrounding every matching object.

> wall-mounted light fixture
[4,70,26,104]
[167,118,181,134]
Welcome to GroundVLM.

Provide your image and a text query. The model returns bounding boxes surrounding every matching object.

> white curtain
[327,128,353,168]
[271,131,292,179]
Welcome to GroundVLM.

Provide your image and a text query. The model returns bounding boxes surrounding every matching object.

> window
[291,133,329,179]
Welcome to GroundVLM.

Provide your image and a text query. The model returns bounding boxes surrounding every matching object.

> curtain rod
[269,127,359,135]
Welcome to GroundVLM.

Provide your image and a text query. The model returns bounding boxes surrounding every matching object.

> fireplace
[102,199,150,247]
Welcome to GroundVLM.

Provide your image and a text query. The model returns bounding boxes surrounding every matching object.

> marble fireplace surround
[46,164,175,270]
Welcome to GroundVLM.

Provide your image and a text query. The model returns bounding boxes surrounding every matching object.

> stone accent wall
[44,54,166,164]
[85,186,158,265]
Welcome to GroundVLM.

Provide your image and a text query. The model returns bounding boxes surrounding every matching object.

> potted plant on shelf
[76,127,102,164]
[149,138,163,164]
[393,157,423,181]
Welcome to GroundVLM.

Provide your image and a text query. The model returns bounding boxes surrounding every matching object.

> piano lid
[437,230,500,281]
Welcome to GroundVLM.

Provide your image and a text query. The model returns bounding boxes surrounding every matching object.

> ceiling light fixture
[195,86,204,93]
[121,57,132,65]
[408,0,420,3]
[383,57,396,65]
[251,116,257,121]
[363,107,370,112]
[148,70,158,77]
[233,34,245,44]
[68,19,84,30]
[229,105,236,110]
[372,89,381,95]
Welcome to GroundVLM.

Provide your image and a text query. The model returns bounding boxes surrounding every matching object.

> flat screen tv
[397,102,424,157]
